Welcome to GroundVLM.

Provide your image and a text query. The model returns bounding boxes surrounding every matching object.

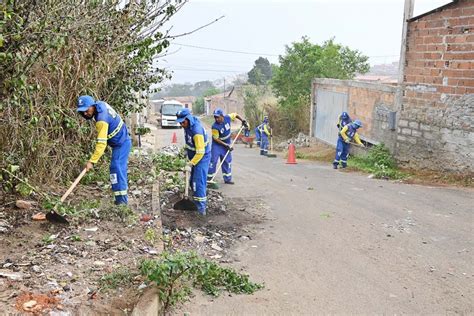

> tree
[271,37,369,108]
[192,87,220,114]
[247,57,273,85]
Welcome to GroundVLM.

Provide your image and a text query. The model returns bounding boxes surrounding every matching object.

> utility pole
[394,0,414,153]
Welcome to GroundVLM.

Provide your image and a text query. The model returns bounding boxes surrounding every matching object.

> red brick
[458,79,474,87]
[443,69,465,77]
[463,70,474,77]
[431,68,442,76]
[446,43,474,51]
[448,17,462,26]
[438,86,456,94]
[463,7,474,16]
[467,35,474,43]
[424,36,444,44]
[455,87,467,94]
[466,87,474,94]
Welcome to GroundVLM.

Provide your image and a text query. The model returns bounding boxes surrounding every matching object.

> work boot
[260,150,265,155]
[224,181,234,185]
[198,209,206,216]
[333,162,338,169]
[341,163,347,168]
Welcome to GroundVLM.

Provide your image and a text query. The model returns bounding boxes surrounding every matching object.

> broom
[207,126,244,190]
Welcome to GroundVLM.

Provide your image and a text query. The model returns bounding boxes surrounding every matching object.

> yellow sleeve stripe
[212,129,219,139]
[229,113,237,121]
[190,134,205,165]
[340,125,349,140]
[89,121,109,163]
[353,133,363,145]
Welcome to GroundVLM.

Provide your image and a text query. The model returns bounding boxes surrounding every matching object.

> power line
[171,42,279,57]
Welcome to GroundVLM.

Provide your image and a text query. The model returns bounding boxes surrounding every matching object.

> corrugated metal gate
[312,89,348,146]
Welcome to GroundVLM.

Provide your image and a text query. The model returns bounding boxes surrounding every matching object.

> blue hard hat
[353,119,363,128]
[77,95,96,112]
[213,108,224,117]
[341,112,349,119]
[176,108,191,123]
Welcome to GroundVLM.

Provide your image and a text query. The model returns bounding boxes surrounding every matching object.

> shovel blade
[173,198,197,211]
[46,211,69,224]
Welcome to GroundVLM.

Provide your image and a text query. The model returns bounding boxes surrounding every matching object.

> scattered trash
[320,213,331,219]
[0,270,24,280]
[140,214,153,222]
[211,243,223,252]
[93,261,105,267]
[307,187,315,191]
[32,212,46,221]
[84,227,98,232]
[22,300,37,311]
[368,174,375,179]
[16,200,33,210]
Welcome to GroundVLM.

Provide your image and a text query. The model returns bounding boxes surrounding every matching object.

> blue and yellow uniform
[208,112,238,183]
[334,120,363,169]
[77,96,131,204]
[337,112,352,131]
[258,117,271,155]
[176,109,211,214]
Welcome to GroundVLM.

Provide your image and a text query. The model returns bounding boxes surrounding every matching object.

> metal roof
[408,0,459,22]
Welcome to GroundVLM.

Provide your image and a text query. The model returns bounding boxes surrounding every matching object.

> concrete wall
[399,0,474,172]
[311,79,398,151]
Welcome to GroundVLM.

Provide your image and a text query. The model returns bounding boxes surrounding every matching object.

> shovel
[46,168,87,224]
[173,168,197,211]
[266,128,277,158]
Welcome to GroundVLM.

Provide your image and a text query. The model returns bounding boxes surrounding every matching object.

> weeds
[100,267,135,290]
[140,251,263,311]
[153,153,185,172]
[348,144,407,180]
[162,172,184,191]
[144,228,157,245]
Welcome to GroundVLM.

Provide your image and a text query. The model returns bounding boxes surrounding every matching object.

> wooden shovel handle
[60,168,87,203]
[184,168,190,198]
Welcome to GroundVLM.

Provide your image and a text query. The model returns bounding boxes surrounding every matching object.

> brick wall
[398,0,474,172]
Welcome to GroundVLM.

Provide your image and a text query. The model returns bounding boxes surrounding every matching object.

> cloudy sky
[158,0,452,84]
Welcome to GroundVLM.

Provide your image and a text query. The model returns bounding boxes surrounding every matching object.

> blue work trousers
[190,152,211,214]
[260,134,269,155]
[208,143,232,182]
[110,138,131,204]
[334,137,350,167]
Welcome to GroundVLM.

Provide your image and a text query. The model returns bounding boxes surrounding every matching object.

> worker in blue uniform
[207,108,248,185]
[337,112,352,131]
[176,108,211,215]
[258,116,271,155]
[255,126,261,147]
[333,119,365,169]
[77,95,131,204]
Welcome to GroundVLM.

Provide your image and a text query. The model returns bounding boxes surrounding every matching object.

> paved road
[153,120,473,314]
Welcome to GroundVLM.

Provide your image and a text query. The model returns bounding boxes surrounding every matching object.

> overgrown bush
[0,0,185,186]
[349,144,407,179]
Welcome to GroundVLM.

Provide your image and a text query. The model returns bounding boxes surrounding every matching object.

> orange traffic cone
[171,132,177,144]
[286,143,297,164]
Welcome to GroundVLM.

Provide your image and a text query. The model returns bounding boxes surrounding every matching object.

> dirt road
[153,121,473,314]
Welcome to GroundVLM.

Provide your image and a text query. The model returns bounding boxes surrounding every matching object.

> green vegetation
[248,57,273,85]
[193,87,221,114]
[153,153,186,172]
[348,144,407,180]
[100,267,135,290]
[1,1,184,186]
[144,228,157,245]
[136,127,152,136]
[140,251,263,311]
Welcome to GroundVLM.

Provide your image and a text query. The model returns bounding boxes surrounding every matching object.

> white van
[160,100,185,128]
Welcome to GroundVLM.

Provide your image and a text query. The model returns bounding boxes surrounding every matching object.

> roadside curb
[132,181,163,315]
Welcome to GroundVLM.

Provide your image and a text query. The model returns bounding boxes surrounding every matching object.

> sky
[157,0,452,84]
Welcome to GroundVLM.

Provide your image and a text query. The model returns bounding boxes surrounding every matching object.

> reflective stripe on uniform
[193,196,207,202]
[219,134,231,141]
[107,119,124,139]
[97,138,107,143]
[114,190,128,196]
[222,173,232,177]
